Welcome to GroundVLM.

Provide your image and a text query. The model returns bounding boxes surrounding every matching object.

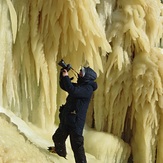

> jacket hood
[83,67,97,81]
[77,67,97,85]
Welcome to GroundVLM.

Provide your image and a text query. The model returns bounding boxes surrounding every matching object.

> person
[52,66,97,163]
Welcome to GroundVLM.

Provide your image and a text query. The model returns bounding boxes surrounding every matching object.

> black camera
[58,59,71,71]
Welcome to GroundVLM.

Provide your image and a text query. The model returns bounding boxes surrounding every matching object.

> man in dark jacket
[52,66,97,163]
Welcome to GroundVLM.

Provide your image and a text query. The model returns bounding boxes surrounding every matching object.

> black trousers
[52,125,87,163]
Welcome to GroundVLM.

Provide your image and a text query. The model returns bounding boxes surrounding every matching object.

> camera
[58,59,71,71]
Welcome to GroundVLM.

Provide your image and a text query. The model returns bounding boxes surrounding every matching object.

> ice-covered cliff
[0,0,163,162]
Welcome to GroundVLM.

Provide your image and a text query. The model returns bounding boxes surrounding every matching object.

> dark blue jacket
[59,75,97,135]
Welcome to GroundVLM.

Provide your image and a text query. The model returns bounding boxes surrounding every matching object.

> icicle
[6,0,17,43]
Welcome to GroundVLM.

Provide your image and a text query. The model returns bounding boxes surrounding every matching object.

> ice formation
[0,0,163,163]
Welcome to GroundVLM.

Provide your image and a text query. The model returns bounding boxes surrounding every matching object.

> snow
[0,106,130,163]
